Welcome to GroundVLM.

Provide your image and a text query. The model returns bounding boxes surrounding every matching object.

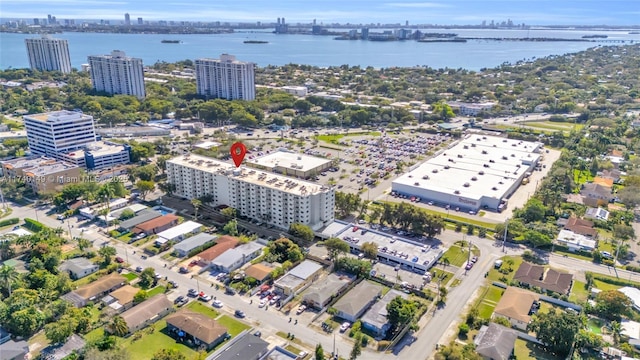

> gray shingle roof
[474,323,517,360]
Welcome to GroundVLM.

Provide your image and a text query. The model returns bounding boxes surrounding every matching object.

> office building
[247,150,332,179]
[195,54,255,100]
[56,141,131,170]
[124,13,130,26]
[24,110,96,156]
[392,135,542,212]
[0,156,81,194]
[137,17,143,25]
[25,35,72,73]
[166,154,335,230]
[88,50,146,99]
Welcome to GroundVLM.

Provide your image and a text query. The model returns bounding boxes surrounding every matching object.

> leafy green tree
[135,180,155,200]
[220,207,237,218]
[191,198,202,220]
[133,290,149,304]
[288,223,314,242]
[151,348,187,360]
[267,238,303,263]
[139,267,157,289]
[349,340,362,360]
[431,101,455,120]
[119,209,135,220]
[323,237,350,260]
[109,315,129,337]
[386,296,417,331]
[523,230,552,249]
[595,290,632,320]
[528,309,581,358]
[361,241,378,260]
[44,313,77,344]
[335,191,361,218]
[521,198,547,223]
[222,219,239,236]
[315,344,325,360]
[98,246,116,265]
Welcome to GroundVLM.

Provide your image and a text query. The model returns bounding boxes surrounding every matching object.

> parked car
[471,256,478,263]
[339,322,351,333]
[187,289,198,297]
[174,296,185,305]
[179,267,190,274]
[296,305,307,315]
[234,310,246,318]
[135,266,143,272]
[168,280,178,288]
[199,294,212,302]
[212,300,223,308]
[115,257,124,263]
[258,299,267,308]
[465,262,473,270]
[269,296,280,305]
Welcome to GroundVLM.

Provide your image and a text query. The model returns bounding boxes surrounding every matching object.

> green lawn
[186,301,220,319]
[123,320,197,360]
[588,318,605,334]
[487,256,523,283]
[553,247,593,262]
[147,285,166,297]
[524,121,583,132]
[83,327,105,343]
[569,280,589,304]
[215,315,250,336]
[123,272,138,281]
[430,268,454,286]
[441,243,479,267]
[514,339,560,360]
[315,131,382,144]
[474,286,504,319]
[118,232,133,243]
[592,279,621,291]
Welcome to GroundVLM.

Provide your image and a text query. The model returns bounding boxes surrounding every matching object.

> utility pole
[502,218,509,253]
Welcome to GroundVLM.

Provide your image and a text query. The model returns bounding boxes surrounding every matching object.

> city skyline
[1,0,638,26]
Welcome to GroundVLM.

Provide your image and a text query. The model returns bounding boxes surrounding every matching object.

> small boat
[243,40,269,44]
[161,40,181,44]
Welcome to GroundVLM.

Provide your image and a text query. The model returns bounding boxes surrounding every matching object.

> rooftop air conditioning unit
[471,176,478,181]
[454,190,460,194]
[463,183,470,187]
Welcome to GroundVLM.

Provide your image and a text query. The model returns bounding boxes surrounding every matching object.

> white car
[269,296,281,305]
[340,322,351,333]
[258,299,267,308]
[212,300,223,308]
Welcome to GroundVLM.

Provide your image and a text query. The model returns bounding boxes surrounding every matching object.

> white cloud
[1,0,127,4]
[384,2,450,8]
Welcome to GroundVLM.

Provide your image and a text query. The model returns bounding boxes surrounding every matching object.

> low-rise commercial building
[56,141,131,170]
[273,260,323,296]
[210,242,264,273]
[246,150,332,179]
[155,220,204,245]
[167,154,335,230]
[281,85,308,97]
[174,233,217,257]
[96,126,171,138]
[333,281,382,322]
[392,135,542,212]
[1,156,82,194]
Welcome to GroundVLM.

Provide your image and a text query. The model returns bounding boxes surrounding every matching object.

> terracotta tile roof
[196,236,239,262]
[493,287,539,324]
[565,216,598,237]
[165,309,227,345]
[133,214,179,233]
[74,272,125,300]
[514,262,573,295]
[593,177,614,187]
[245,263,275,281]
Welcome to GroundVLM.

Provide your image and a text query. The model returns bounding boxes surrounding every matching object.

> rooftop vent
[511,154,516,157]
[463,145,469,149]
[444,165,450,169]
[478,171,485,175]
[432,169,439,173]
[454,190,460,194]
[482,150,488,154]
[422,175,430,180]
[492,186,498,190]
[463,182,470,187]
[471,176,478,181]
[457,154,463,158]
[414,182,420,186]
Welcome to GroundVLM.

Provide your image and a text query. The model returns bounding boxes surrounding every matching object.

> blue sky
[1,0,637,25]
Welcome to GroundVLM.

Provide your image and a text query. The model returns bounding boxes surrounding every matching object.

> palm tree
[0,264,19,296]
[77,238,92,252]
[610,321,622,345]
[191,199,202,220]
[109,315,129,337]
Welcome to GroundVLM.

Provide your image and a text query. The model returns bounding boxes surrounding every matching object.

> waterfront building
[25,35,72,73]
[195,54,255,100]
[124,13,130,26]
[88,50,146,99]
[166,154,334,230]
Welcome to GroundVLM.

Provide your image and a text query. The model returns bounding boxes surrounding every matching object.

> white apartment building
[56,141,131,170]
[195,54,255,100]
[25,35,72,73]
[88,50,146,99]
[166,154,334,230]
[25,111,97,156]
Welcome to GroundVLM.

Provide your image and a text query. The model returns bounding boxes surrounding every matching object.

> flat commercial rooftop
[25,110,92,123]
[156,220,203,242]
[247,150,331,173]
[169,154,331,196]
[64,141,126,159]
[393,135,542,201]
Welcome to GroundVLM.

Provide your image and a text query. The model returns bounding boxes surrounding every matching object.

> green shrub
[0,218,19,227]
[458,323,469,336]
[349,321,362,337]
[24,218,45,232]
[361,334,369,347]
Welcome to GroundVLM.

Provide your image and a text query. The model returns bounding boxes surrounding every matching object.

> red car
[115,256,124,263]
[352,226,359,232]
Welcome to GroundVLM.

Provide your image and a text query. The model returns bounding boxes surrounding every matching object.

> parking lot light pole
[502,218,509,253]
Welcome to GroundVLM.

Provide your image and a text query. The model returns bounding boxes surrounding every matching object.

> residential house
[492,287,540,330]
[196,236,240,270]
[618,287,640,312]
[273,260,323,296]
[556,229,598,252]
[302,273,352,310]
[0,339,29,360]
[132,214,179,235]
[118,209,162,231]
[40,334,85,360]
[581,183,613,206]
[361,290,408,338]
[621,319,640,340]
[210,332,269,360]
[593,177,614,188]
[119,294,174,334]
[174,233,217,257]
[155,220,204,246]
[244,263,276,284]
[474,323,518,360]
[262,346,299,360]
[333,281,382,322]
[102,284,140,312]
[210,242,264,273]
[585,207,610,221]
[165,309,228,351]
[598,169,622,183]
[514,262,573,295]
[62,272,126,307]
[58,257,99,280]
[564,216,598,238]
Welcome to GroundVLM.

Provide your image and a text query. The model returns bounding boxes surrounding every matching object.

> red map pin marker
[230,142,247,168]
